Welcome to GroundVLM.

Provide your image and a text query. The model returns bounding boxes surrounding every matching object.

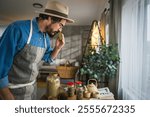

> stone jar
[47,74,60,98]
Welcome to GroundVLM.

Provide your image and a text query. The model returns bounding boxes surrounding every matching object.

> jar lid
[75,81,82,85]
[67,82,74,86]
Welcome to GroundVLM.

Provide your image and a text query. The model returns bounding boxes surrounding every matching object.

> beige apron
[8,20,47,100]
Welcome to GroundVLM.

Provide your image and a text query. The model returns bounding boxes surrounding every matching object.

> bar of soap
[58,32,63,40]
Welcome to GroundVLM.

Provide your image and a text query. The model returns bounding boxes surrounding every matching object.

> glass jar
[47,73,60,98]
[76,87,83,100]
[75,81,82,94]
[75,81,82,88]
[67,82,75,97]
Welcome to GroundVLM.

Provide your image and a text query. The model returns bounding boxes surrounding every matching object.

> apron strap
[27,19,47,48]
[8,80,36,89]
[27,20,33,44]
[44,33,47,48]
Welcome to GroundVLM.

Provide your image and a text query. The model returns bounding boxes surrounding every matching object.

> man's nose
[58,28,62,32]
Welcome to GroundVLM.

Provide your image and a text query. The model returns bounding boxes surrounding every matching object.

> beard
[48,31,59,38]
[46,25,59,38]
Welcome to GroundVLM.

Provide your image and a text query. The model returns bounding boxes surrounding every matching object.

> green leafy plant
[80,44,120,81]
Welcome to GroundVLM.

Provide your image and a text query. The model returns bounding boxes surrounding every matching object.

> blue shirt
[0,18,53,89]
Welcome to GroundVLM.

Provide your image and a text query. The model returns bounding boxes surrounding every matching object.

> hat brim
[35,11,74,23]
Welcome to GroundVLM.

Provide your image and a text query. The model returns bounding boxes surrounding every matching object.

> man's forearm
[0,87,14,100]
[51,47,61,60]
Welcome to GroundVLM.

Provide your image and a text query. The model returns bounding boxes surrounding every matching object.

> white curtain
[118,0,150,99]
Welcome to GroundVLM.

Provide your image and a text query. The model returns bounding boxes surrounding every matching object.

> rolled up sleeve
[0,76,9,88]
[42,47,54,63]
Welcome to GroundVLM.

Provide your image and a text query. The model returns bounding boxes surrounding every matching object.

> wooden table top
[41,94,89,100]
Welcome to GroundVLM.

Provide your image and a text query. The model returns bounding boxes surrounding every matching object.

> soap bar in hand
[58,32,63,41]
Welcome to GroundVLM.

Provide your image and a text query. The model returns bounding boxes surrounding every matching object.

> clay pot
[92,92,100,98]
[84,91,91,98]
[87,79,98,93]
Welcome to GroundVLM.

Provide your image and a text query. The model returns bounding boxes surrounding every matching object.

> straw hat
[36,1,74,23]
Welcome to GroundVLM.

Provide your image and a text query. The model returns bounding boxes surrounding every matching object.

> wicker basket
[56,61,79,78]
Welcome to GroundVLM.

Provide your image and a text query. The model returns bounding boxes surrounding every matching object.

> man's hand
[55,33,65,50]
[0,87,15,100]
[51,33,65,60]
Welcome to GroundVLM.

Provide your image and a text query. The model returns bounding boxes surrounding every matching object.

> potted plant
[80,44,120,87]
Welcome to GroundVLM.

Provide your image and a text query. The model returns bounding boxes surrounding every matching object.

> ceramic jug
[87,79,98,93]
[47,73,60,98]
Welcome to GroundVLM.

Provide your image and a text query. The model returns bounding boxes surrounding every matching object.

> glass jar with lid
[67,82,75,97]
[75,81,82,94]
[75,81,82,88]
[76,86,83,100]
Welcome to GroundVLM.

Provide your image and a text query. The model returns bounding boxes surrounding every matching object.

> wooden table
[41,94,89,100]
[38,80,115,100]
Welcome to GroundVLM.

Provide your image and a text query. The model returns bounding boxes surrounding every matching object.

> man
[0,1,74,100]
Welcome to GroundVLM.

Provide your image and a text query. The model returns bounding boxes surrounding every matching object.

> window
[118,0,150,99]
[147,4,150,41]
